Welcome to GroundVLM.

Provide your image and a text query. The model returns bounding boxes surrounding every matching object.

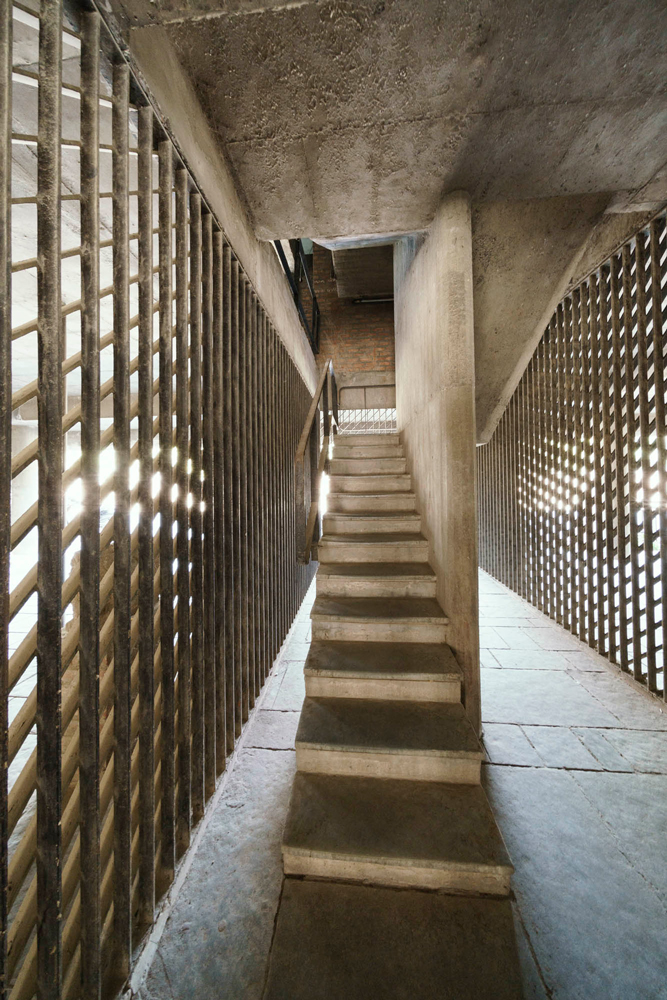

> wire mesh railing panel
[478,210,667,700]
[337,407,397,434]
[0,3,316,997]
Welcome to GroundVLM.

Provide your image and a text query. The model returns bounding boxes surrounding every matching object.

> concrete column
[394,191,480,734]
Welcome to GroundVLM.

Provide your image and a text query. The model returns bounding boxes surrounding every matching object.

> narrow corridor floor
[131,572,667,1000]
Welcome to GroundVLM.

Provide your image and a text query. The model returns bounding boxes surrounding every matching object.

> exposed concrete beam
[108,0,320,29]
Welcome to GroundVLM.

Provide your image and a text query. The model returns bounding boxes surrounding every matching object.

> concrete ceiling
[117,0,667,441]
[123,0,667,241]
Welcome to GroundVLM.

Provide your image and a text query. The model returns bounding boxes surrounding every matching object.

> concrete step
[316,562,436,599]
[282,773,513,895]
[317,532,428,565]
[296,698,482,783]
[326,492,417,514]
[333,443,403,459]
[322,512,421,536]
[328,474,412,494]
[304,640,461,702]
[336,433,399,447]
[329,456,407,476]
[311,595,448,643]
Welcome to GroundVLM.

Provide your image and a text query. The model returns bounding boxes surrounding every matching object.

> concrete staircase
[282,432,512,896]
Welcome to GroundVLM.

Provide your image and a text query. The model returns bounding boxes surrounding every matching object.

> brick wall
[313,245,395,379]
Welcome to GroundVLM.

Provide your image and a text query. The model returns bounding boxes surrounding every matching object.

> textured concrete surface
[263,880,524,1000]
[131,570,667,999]
[395,192,480,732]
[127,28,319,395]
[296,697,479,755]
[119,1,667,442]
[121,1,667,240]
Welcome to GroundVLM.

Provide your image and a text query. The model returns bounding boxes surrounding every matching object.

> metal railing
[478,210,667,699]
[273,239,320,355]
[295,359,338,563]
[0,3,316,997]
[337,407,397,434]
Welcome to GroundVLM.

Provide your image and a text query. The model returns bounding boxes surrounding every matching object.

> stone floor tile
[270,670,306,712]
[511,904,550,1000]
[571,771,667,908]
[493,627,543,649]
[289,622,311,642]
[481,668,622,727]
[263,659,306,710]
[479,617,538,628]
[479,600,542,620]
[571,671,667,731]
[479,626,510,649]
[582,727,667,773]
[481,723,543,766]
[484,765,667,1000]
[490,649,570,671]
[522,725,603,770]
[572,729,634,772]
[264,880,524,1000]
[140,748,296,1000]
[528,627,587,651]
[480,648,501,668]
[560,650,607,672]
[245,709,300,751]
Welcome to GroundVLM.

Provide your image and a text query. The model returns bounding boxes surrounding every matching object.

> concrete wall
[394,192,480,733]
[129,28,319,395]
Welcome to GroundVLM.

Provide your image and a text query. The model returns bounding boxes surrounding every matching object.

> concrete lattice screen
[478,210,667,699]
[1,3,317,997]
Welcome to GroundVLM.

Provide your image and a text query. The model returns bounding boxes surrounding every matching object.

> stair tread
[330,473,410,479]
[312,596,447,623]
[297,698,481,757]
[327,492,415,499]
[334,445,403,455]
[317,562,436,579]
[305,640,460,680]
[283,773,513,873]
[337,433,398,442]
[322,532,426,544]
[325,512,420,521]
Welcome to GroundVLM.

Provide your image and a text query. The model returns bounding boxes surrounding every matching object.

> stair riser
[316,576,436,599]
[330,458,407,476]
[318,541,429,563]
[329,475,411,494]
[322,515,421,535]
[334,445,403,459]
[304,675,461,703]
[282,853,511,896]
[327,493,417,513]
[312,620,448,643]
[337,434,399,447]
[296,748,481,784]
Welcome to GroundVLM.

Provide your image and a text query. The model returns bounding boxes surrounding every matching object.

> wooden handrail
[296,359,330,464]
[295,359,338,563]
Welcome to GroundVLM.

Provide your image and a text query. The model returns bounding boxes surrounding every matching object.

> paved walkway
[131,571,667,1000]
